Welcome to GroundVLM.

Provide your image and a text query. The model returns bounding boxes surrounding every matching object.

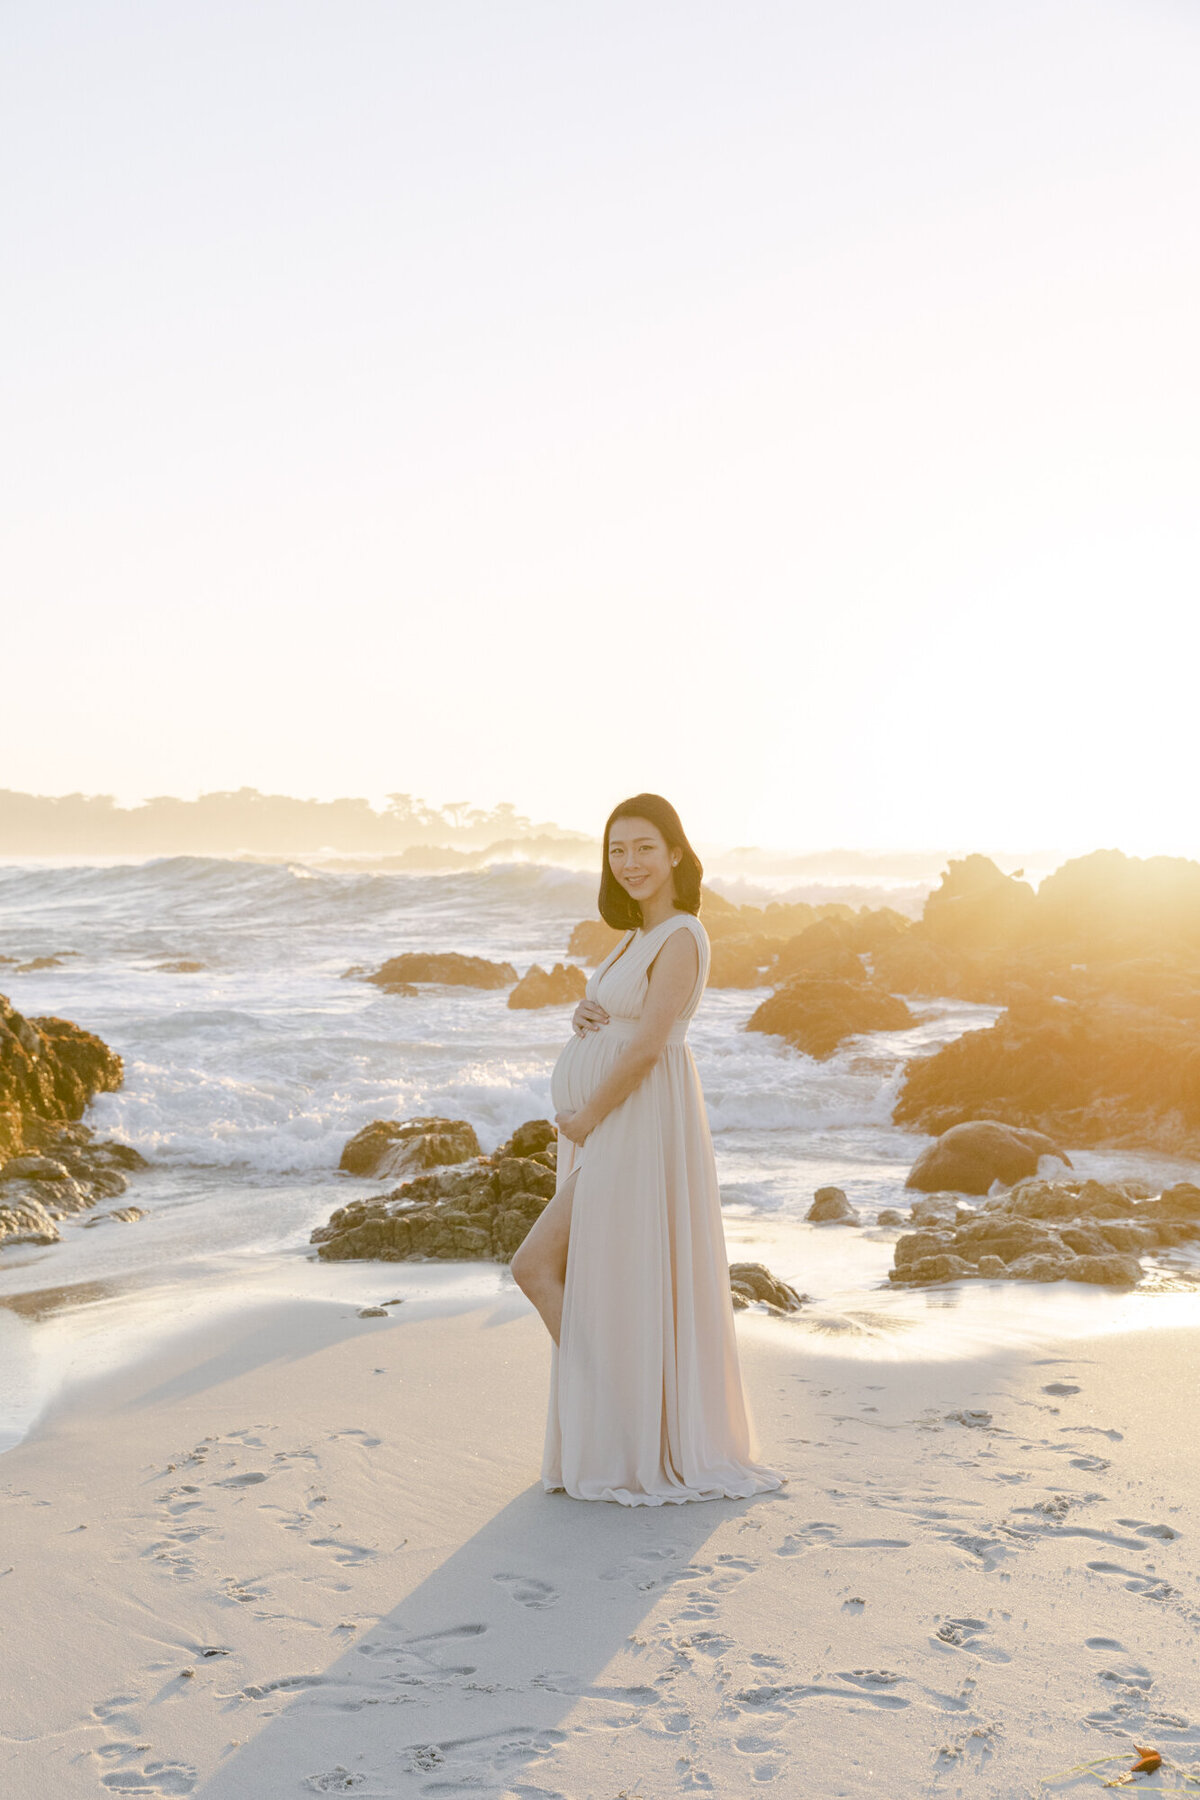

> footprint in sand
[355,1621,487,1683]
[1117,1518,1181,1541]
[676,1754,716,1789]
[776,1522,838,1556]
[1087,1561,1183,1603]
[396,1724,567,1787]
[733,1677,910,1713]
[99,1759,197,1795]
[1087,1657,1158,1727]
[934,1723,998,1769]
[304,1771,368,1793]
[215,1472,269,1488]
[238,1674,331,1701]
[308,1536,377,1566]
[332,1428,382,1449]
[675,1555,756,1620]
[932,1617,1011,1664]
[493,1571,559,1609]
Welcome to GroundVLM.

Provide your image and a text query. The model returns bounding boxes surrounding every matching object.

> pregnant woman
[512,792,785,1507]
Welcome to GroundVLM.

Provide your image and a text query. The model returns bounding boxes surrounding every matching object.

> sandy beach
[3,1288,1198,1800]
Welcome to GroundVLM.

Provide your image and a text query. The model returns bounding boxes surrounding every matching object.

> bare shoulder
[647,921,700,981]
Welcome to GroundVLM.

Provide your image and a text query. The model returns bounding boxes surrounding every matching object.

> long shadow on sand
[194,1472,787,1798]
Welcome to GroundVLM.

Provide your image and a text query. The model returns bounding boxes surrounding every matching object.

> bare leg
[510,1167,577,1347]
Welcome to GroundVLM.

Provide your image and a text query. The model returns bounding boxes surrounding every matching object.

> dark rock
[894,1229,956,1268]
[890,1252,973,1284]
[1002,1177,1138,1222]
[316,1125,549,1263]
[893,990,1200,1154]
[315,1124,809,1321]
[1058,1224,1114,1257]
[0,996,144,1241]
[921,855,1037,952]
[805,1186,858,1224]
[0,1155,72,1182]
[905,1120,1072,1194]
[365,953,518,992]
[941,1217,1067,1263]
[507,1119,556,1159]
[707,935,781,989]
[0,1196,60,1246]
[1070,1254,1142,1286]
[1094,1220,1157,1255]
[567,920,625,966]
[877,1208,905,1227]
[773,920,865,983]
[507,963,587,1009]
[154,960,206,974]
[1005,1253,1072,1282]
[908,1193,960,1225]
[1156,1182,1200,1219]
[885,1176,1182,1287]
[727,1262,808,1312]
[0,995,123,1140]
[746,977,914,1061]
[338,1116,481,1179]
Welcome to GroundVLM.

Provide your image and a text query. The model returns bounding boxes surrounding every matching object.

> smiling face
[606,814,680,914]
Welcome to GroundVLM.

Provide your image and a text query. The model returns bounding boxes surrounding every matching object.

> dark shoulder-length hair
[598,793,704,929]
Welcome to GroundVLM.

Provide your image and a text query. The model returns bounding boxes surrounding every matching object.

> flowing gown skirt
[541,914,785,1506]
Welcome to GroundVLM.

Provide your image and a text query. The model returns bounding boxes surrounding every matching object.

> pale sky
[4,0,1198,854]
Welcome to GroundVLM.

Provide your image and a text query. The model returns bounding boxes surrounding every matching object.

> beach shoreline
[4,1284,1199,1799]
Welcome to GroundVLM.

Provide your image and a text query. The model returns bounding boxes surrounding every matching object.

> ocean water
[2,854,1199,1447]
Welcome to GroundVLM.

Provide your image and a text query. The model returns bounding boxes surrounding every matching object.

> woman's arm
[560,929,699,1140]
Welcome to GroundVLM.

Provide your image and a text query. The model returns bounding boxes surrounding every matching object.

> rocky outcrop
[805,1187,859,1223]
[893,993,1200,1153]
[319,1119,558,1263]
[870,850,1200,1010]
[706,936,784,989]
[921,854,1037,952]
[568,920,624,966]
[565,893,908,986]
[314,1117,802,1316]
[154,960,206,974]
[507,963,587,1009]
[363,953,518,992]
[0,1121,149,1247]
[746,977,915,1061]
[1,995,123,1154]
[0,992,137,1236]
[728,1262,807,1312]
[0,1195,61,1248]
[338,1116,482,1179]
[887,1176,1200,1287]
[773,919,865,983]
[905,1120,1072,1194]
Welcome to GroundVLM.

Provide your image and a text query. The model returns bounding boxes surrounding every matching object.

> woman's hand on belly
[555,1109,593,1145]
[571,999,610,1036]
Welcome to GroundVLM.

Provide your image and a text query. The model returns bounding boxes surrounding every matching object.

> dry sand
[2,1289,1199,1799]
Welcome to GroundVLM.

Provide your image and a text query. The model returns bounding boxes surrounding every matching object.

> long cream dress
[542,909,786,1506]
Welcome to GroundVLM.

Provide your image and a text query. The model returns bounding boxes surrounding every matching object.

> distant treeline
[0,789,594,857]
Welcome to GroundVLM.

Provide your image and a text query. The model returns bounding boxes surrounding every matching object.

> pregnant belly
[550,1023,631,1117]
